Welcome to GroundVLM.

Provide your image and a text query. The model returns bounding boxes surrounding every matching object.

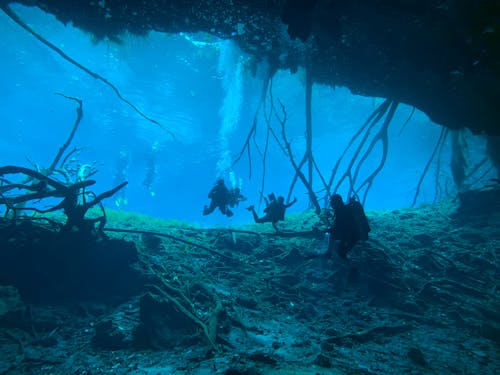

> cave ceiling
[3,0,499,135]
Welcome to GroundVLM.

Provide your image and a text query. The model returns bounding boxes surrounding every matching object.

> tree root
[412,127,448,206]
[146,263,223,349]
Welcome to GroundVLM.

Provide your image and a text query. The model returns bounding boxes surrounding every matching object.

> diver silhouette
[247,194,297,232]
[326,194,370,260]
[203,179,246,217]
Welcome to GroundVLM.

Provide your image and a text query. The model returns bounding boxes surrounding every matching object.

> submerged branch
[0,165,125,232]
[49,94,83,173]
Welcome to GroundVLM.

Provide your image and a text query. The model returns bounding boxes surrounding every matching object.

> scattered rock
[92,319,130,350]
[407,347,427,367]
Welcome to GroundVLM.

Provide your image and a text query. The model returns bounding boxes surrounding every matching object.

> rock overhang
[3,0,499,135]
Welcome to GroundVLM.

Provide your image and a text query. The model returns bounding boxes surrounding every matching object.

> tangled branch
[0,165,127,233]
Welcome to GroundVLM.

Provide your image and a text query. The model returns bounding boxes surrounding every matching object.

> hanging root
[450,129,468,190]
[412,126,448,207]
[328,99,398,204]
[275,99,321,213]
[355,100,398,203]
[0,4,175,139]
[231,69,274,177]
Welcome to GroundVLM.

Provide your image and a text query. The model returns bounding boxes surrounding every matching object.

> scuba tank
[348,196,371,241]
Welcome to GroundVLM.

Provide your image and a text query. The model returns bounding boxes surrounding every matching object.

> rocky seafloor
[0,189,499,374]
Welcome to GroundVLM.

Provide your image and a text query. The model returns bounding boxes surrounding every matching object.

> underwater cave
[0,1,499,374]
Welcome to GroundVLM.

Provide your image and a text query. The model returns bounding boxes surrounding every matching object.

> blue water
[0,5,493,227]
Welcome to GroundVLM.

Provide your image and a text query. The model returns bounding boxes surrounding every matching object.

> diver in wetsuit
[247,195,297,232]
[326,194,370,259]
[203,179,235,217]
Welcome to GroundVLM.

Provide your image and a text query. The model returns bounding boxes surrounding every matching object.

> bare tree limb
[49,94,83,172]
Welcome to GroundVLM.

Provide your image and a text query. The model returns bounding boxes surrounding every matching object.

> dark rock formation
[3,0,499,135]
[0,219,143,303]
[457,187,500,216]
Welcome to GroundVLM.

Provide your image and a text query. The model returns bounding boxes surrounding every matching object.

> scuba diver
[326,194,370,260]
[143,142,159,197]
[203,179,246,217]
[247,194,297,232]
[113,149,129,208]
